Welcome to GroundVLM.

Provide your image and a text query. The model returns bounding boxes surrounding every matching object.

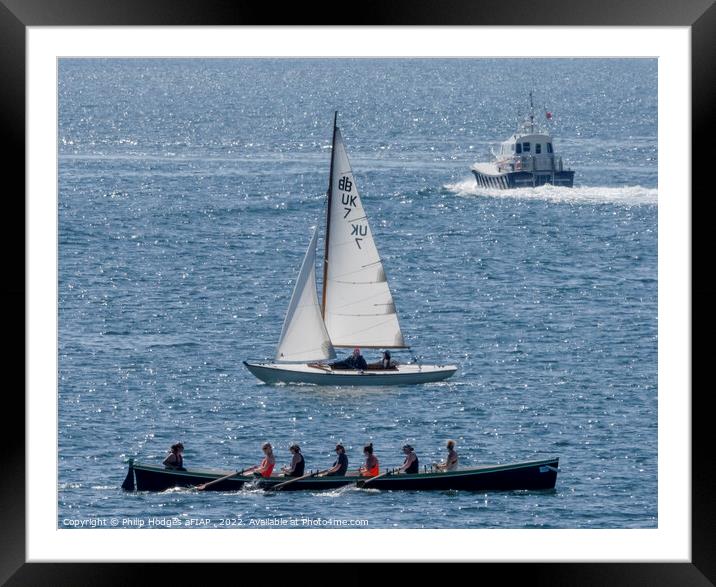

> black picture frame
[8,0,711,583]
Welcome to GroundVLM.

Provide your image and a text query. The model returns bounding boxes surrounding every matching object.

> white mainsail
[276,228,336,362]
[322,125,407,349]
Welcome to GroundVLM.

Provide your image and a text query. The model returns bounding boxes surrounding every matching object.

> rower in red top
[359,443,379,477]
[243,442,276,478]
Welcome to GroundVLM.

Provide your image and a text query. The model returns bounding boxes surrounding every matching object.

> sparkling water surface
[58,58,657,529]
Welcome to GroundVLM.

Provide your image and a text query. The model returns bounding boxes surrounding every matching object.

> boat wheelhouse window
[547,143,553,153]
[522,142,531,152]
[515,143,522,154]
[535,143,542,154]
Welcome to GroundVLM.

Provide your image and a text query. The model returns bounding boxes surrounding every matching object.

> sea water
[58,58,657,529]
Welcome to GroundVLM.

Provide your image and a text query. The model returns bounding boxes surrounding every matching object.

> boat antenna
[321,111,338,319]
[529,90,534,133]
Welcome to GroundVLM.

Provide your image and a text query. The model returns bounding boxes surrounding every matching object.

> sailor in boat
[243,442,276,478]
[398,444,419,474]
[359,443,380,477]
[280,444,305,477]
[162,442,185,470]
[381,350,392,369]
[330,347,368,370]
[318,443,349,477]
[436,440,459,472]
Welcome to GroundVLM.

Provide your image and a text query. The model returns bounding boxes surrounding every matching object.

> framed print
[9,0,712,583]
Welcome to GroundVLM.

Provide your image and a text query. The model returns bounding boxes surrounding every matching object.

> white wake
[444,178,657,206]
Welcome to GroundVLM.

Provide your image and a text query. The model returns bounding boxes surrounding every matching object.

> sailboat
[243,113,457,386]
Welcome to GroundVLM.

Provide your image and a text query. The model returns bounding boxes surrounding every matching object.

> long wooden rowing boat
[122,457,559,492]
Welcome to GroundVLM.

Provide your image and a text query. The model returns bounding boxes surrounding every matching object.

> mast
[321,111,338,319]
[320,113,407,349]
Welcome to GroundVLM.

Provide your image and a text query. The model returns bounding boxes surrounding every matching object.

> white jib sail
[323,127,407,349]
[276,228,336,362]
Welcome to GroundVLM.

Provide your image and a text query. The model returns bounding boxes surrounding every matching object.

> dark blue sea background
[58,58,657,529]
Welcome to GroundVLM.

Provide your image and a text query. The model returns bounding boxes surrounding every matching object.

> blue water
[58,58,657,529]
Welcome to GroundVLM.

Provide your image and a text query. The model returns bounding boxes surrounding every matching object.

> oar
[356,469,393,488]
[269,468,332,491]
[196,468,248,491]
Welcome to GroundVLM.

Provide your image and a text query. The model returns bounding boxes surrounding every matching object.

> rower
[162,442,185,470]
[359,443,379,477]
[243,442,276,478]
[320,444,349,476]
[436,440,459,471]
[398,444,419,474]
[281,444,305,477]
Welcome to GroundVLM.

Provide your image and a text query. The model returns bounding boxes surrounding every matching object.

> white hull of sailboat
[243,361,457,386]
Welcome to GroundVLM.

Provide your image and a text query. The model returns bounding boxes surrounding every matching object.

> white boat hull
[471,164,574,189]
[244,361,457,386]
